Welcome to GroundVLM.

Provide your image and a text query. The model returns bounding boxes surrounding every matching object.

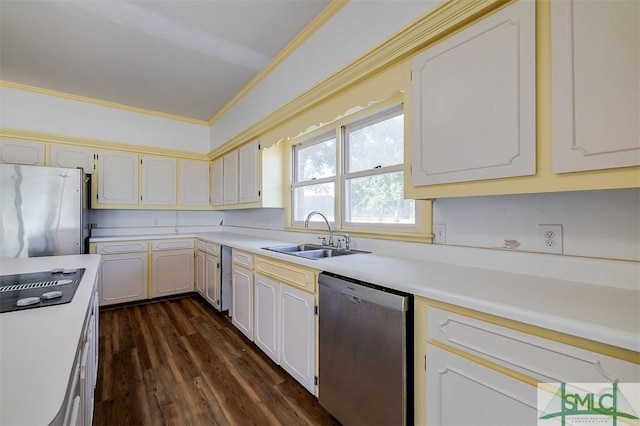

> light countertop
[90,232,640,352]
[0,254,101,426]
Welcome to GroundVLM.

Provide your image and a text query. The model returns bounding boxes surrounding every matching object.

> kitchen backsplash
[432,188,639,262]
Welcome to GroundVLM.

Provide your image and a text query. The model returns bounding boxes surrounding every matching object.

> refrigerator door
[1,164,83,258]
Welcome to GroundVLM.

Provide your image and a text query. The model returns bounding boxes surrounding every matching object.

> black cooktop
[0,268,85,313]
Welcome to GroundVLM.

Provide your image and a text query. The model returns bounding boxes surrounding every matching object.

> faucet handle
[317,236,327,246]
[342,233,351,250]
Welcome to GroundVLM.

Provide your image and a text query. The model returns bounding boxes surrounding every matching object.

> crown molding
[207,0,348,126]
[0,81,210,126]
[0,127,209,160]
[209,0,510,158]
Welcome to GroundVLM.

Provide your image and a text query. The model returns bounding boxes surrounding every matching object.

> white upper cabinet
[49,144,95,174]
[551,0,640,173]
[211,157,224,207]
[411,0,536,185]
[97,150,139,205]
[141,155,176,206]
[179,160,210,207]
[223,150,239,205]
[0,139,45,166]
[238,140,260,204]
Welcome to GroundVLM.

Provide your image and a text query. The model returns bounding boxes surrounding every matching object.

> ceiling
[0,0,331,122]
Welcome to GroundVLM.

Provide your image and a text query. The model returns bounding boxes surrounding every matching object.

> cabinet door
[195,249,205,296]
[205,253,220,309]
[239,140,260,204]
[223,150,239,205]
[211,157,224,207]
[141,155,176,205]
[426,344,538,426]
[281,283,315,393]
[411,0,535,185]
[151,249,194,297]
[552,0,640,172]
[97,150,139,205]
[0,139,45,166]
[49,145,94,174]
[180,160,210,206]
[254,273,281,363]
[232,265,253,340]
[98,252,147,305]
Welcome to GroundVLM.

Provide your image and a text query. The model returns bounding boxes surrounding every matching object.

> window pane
[295,138,336,182]
[293,182,334,222]
[347,114,404,173]
[345,172,414,224]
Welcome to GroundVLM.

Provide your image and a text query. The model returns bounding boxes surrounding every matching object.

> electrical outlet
[433,224,446,243]
[538,224,563,254]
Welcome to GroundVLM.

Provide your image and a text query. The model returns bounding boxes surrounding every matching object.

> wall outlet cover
[538,224,563,254]
[433,224,446,243]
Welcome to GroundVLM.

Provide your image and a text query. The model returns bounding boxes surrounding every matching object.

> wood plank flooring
[94,295,337,425]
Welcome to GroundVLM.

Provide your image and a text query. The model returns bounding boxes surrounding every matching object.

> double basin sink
[263,243,369,260]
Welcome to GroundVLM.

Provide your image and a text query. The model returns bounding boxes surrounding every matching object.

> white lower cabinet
[420,302,640,425]
[63,290,99,426]
[205,252,220,309]
[195,249,205,297]
[151,249,194,298]
[98,251,148,306]
[280,283,316,393]
[254,273,281,363]
[150,239,195,298]
[426,344,538,426]
[232,263,254,340]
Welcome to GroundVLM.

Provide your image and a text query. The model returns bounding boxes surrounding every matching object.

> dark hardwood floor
[94,295,337,425]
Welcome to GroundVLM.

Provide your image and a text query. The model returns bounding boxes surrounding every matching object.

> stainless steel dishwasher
[318,272,412,426]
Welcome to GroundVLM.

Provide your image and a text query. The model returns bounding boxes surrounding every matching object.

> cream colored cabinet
[95,241,148,306]
[415,299,640,425]
[411,0,536,185]
[551,0,640,173]
[204,243,221,310]
[232,250,254,340]
[211,157,224,207]
[49,144,94,174]
[223,150,239,205]
[141,155,176,206]
[253,256,318,393]
[254,273,281,363]
[238,140,260,204]
[195,246,206,297]
[150,239,194,298]
[179,160,210,207]
[0,139,45,166]
[62,290,99,426]
[96,150,139,206]
[426,344,538,426]
[280,282,316,393]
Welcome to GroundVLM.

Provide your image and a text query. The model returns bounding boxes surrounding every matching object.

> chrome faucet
[304,211,333,247]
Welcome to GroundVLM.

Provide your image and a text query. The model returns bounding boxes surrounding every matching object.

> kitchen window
[291,104,417,234]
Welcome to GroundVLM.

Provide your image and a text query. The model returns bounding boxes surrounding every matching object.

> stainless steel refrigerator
[1,163,89,259]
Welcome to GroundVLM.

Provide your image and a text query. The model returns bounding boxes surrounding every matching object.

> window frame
[291,132,337,227]
[290,103,421,237]
[341,105,417,233]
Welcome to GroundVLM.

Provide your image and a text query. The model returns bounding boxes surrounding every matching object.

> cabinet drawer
[232,250,253,269]
[205,243,219,256]
[96,241,148,254]
[254,256,317,293]
[196,240,207,251]
[427,306,640,384]
[151,239,194,251]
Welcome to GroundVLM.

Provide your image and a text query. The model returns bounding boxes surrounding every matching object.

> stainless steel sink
[262,244,369,259]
